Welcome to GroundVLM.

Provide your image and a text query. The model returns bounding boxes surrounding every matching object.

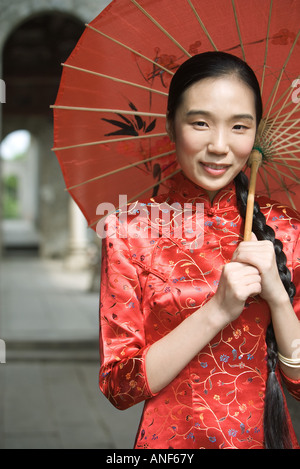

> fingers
[215,261,262,322]
[221,262,262,300]
[243,270,261,287]
[235,264,261,281]
[231,236,284,305]
[232,236,275,273]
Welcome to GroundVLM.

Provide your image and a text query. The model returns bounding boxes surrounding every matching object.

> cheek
[175,133,197,170]
[232,137,255,161]
[175,127,205,155]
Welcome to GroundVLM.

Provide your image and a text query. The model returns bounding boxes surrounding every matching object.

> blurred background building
[0,0,105,262]
[0,0,298,450]
[0,0,144,450]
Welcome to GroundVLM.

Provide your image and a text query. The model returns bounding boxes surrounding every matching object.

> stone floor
[0,253,298,449]
[0,254,143,449]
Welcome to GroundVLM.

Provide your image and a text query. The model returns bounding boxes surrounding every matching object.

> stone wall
[0,0,111,47]
[0,0,111,257]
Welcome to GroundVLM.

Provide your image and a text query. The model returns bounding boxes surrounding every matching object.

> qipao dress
[99,171,300,449]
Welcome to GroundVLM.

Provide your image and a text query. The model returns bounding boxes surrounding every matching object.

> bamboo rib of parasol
[65,150,176,191]
[53,0,299,230]
[59,63,169,97]
[50,105,166,118]
[52,132,168,151]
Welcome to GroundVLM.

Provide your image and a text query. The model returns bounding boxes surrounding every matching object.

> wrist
[197,295,231,332]
[267,287,291,312]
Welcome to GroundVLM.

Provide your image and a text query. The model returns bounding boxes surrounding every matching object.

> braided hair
[235,171,296,449]
[167,51,296,448]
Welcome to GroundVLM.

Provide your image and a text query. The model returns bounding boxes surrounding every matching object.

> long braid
[234,171,295,449]
[165,51,296,447]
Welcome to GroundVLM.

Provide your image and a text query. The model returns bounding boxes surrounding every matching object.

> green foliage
[2,174,20,219]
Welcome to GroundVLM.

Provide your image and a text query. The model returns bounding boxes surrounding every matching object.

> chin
[189,173,231,192]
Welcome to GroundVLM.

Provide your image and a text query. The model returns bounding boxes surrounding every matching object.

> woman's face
[169,76,257,201]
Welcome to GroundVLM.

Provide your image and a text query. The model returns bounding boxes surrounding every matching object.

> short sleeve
[99,214,156,410]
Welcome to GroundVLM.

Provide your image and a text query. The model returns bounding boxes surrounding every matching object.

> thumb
[232,231,258,261]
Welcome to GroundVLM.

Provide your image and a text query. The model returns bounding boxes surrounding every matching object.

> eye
[233,124,248,131]
[193,121,208,129]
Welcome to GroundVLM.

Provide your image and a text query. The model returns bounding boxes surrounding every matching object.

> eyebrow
[186,110,254,121]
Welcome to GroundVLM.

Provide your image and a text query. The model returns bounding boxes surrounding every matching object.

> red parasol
[52,0,300,230]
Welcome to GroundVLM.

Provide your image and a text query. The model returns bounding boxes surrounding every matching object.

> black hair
[167,51,295,449]
[167,51,262,129]
[235,171,295,449]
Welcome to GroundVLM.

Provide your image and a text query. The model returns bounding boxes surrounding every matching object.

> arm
[100,215,262,400]
[99,217,155,410]
[145,261,262,393]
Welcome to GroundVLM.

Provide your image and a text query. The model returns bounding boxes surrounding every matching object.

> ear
[166,115,175,142]
[251,232,258,241]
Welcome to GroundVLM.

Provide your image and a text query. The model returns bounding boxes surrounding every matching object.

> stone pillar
[37,120,69,258]
[0,61,4,257]
[64,197,89,270]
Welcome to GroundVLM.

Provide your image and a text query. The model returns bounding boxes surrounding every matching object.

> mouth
[200,162,231,176]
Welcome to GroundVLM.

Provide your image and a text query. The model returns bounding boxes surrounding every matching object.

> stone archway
[1,129,40,250]
[0,1,111,258]
[0,1,107,49]
[2,12,85,122]
[1,11,85,256]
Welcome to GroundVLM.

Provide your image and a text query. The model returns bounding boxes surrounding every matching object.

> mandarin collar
[167,170,239,215]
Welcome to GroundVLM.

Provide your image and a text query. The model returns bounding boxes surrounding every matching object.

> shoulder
[256,194,300,227]
[104,190,175,225]
[256,194,300,260]
[98,191,172,241]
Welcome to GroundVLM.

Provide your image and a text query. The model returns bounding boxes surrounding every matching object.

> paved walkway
[0,253,299,449]
[0,254,143,449]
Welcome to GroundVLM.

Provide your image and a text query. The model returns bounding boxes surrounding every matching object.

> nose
[207,130,229,155]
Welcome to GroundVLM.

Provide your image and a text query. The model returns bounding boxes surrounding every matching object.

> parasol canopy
[52,0,300,230]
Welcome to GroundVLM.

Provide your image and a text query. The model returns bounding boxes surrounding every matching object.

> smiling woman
[168,76,257,200]
[99,51,300,450]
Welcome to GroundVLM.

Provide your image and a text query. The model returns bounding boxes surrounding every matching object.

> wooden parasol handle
[243,149,263,241]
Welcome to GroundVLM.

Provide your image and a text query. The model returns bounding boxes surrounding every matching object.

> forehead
[179,76,256,113]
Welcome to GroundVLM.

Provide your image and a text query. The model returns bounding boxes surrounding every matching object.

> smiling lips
[200,162,231,176]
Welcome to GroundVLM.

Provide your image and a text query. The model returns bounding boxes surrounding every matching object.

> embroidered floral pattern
[99,171,300,449]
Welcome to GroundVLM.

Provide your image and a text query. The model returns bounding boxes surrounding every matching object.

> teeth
[205,164,228,169]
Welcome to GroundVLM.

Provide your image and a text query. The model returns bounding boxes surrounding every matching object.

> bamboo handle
[243,149,263,241]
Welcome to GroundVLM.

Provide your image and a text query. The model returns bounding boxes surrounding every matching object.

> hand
[231,233,288,307]
[213,260,262,324]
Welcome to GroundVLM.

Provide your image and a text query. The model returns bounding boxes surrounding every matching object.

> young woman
[99,52,300,449]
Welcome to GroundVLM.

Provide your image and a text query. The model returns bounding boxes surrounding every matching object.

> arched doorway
[3,12,85,118]
[1,129,40,250]
[1,12,85,256]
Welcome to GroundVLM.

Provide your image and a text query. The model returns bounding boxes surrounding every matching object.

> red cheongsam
[99,171,300,449]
